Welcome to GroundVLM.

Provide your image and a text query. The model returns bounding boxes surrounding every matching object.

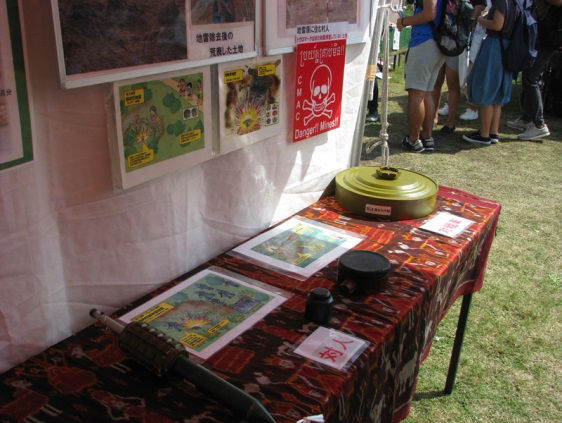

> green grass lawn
[361,62,562,422]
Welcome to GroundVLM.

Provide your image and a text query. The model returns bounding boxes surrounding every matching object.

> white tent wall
[0,0,376,372]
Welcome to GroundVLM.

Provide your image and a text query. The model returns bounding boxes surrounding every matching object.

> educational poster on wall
[265,0,371,55]
[51,0,257,88]
[231,217,363,279]
[218,56,283,155]
[0,0,32,171]
[120,267,288,360]
[187,0,256,61]
[111,67,212,189]
[293,24,347,143]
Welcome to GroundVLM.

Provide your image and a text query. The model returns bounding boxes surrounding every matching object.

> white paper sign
[295,21,348,44]
[420,212,475,238]
[293,327,368,370]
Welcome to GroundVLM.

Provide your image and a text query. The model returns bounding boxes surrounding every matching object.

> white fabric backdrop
[0,0,374,372]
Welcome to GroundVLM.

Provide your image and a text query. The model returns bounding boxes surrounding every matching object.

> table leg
[444,293,473,394]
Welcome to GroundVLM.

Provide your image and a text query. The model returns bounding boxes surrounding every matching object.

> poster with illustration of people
[111,67,212,189]
[218,56,283,155]
[0,0,33,171]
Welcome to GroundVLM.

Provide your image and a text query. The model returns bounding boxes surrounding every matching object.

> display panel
[51,0,257,88]
[265,0,371,55]
[218,55,283,155]
[110,66,213,189]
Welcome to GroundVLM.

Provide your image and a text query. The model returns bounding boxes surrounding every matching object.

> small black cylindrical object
[337,250,390,296]
[305,287,334,324]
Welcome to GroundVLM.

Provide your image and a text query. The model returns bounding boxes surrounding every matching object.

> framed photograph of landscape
[109,66,212,190]
[51,0,258,89]
[218,55,283,155]
[0,0,33,171]
[265,0,371,55]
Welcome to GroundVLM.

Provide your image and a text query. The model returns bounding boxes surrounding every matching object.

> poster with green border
[0,0,33,171]
[112,67,212,189]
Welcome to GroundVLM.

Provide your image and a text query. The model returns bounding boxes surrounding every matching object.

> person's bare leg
[479,105,493,137]
[445,65,460,128]
[422,91,435,139]
[466,62,478,112]
[432,64,446,125]
[408,89,426,143]
[490,105,502,135]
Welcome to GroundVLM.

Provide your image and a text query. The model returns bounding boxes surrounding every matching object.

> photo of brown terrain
[190,0,255,25]
[57,0,187,75]
[285,0,358,27]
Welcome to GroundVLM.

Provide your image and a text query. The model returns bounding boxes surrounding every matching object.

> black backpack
[416,0,474,56]
[500,0,538,72]
[538,2,562,48]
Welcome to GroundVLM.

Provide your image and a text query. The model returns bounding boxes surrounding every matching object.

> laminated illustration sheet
[111,66,212,189]
[265,0,371,54]
[120,267,288,360]
[232,217,364,278]
[218,56,283,155]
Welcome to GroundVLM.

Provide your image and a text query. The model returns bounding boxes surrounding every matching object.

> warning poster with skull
[293,31,346,142]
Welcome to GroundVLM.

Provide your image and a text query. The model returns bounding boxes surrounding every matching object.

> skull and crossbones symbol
[302,64,336,126]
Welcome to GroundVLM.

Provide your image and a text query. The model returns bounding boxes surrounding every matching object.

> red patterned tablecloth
[0,187,501,422]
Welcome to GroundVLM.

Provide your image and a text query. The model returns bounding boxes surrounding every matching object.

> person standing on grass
[459,0,490,121]
[433,52,468,134]
[397,0,445,153]
[507,0,562,140]
[463,0,517,145]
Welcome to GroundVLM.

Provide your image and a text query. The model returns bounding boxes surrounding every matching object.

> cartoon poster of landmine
[218,56,283,155]
[232,217,363,278]
[120,267,288,360]
[111,67,212,189]
[293,23,347,142]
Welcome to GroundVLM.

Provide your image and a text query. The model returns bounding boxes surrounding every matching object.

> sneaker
[490,133,499,144]
[438,103,449,116]
[460,108,479,120]
[365,112,379,122]
[518,124,550,140]
[462,131,491,145]
[421,136,435,151]
[507,117,533,131]
[402,136,425,152]
[439,125,456,134]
